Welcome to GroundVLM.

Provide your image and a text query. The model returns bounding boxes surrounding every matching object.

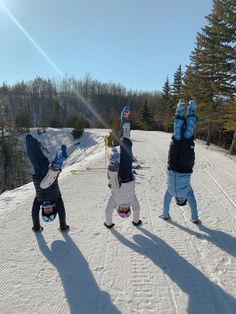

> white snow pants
[105,193,140,225]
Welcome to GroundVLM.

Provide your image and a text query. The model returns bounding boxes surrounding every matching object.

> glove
[61,145,68,159]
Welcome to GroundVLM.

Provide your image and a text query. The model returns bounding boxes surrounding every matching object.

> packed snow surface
[1,129,236,314]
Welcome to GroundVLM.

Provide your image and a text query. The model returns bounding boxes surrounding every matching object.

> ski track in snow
[0,129,236,314]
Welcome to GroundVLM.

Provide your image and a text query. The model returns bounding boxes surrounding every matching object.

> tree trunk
[206,123,211,146]
[218,129,222,147]
[229,131,236,155]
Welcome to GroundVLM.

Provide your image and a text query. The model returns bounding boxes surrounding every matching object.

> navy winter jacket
[168,136,195,173]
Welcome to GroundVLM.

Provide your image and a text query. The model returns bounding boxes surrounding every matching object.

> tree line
[0,0,235,194]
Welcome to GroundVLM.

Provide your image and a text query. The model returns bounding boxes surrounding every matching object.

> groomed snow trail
[0,130,236,314]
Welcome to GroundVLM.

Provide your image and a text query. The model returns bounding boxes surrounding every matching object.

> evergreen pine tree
[49,101,63,127]
[155,78,172,131]
[183,0,236,146]
[172,65,183,103]
[15,105,32,131]
[224,98,236,154]
[139,100,154,131]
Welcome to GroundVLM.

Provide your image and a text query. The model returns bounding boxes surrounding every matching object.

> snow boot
[176,99,185,117]
[187,100,197,116]
[184,100,197,139]
[120,106,131,126]
[174,100,185,140]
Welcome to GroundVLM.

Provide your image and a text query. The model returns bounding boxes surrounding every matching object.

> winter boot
[184,100,197,139]
[120,106,131,139]
[120,106,131,126]
[187,100,197,116]
[52,145,68,170]
[176,99,186,117]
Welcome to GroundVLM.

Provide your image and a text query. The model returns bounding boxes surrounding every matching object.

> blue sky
[0,0,212,92]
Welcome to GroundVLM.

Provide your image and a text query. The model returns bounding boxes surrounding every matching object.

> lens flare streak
[1,4,109,129]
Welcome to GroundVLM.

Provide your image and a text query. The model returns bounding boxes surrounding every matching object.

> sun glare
[0,3,109,129]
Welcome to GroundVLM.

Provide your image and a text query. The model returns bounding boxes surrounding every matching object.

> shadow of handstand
[35,232,121,314]
[169,220,236,258]
[111,227,236,314]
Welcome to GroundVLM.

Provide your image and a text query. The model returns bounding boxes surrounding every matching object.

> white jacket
[105,180,140,225]
[111,180,136,205]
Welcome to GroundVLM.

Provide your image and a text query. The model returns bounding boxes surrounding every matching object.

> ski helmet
[117,204,131,218]
[175,197,187,206]
[41,201,57,222]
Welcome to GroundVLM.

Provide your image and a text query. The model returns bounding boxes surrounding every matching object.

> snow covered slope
[0,129,236,314]
[25,128,106,179]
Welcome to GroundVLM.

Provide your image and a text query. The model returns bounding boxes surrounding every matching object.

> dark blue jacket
[168,136,195,173]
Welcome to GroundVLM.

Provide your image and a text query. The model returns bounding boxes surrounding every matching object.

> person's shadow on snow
[35,232,121,314]
[168,220,236,258]
[111,227,236,314]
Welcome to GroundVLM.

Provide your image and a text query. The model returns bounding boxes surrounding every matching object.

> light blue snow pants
[162,170,198,220]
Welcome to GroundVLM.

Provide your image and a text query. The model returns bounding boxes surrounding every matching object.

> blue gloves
[53,145,68,170]
[60,145,68,159]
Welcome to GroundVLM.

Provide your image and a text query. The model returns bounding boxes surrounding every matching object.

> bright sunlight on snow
[0,129,236,313]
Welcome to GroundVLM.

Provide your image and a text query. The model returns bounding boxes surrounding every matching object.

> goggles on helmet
[41,201,57,222]
[117,205,131,218]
